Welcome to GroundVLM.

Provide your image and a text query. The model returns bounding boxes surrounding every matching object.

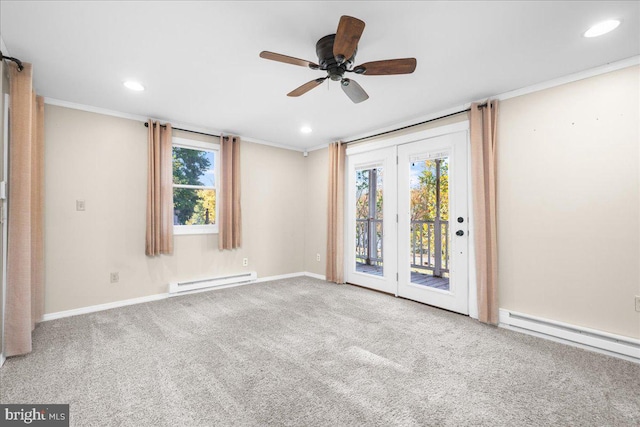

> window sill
[174,225,218,235]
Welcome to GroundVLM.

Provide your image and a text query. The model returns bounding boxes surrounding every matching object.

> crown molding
[43,97,304,152]
[342,55,640,144]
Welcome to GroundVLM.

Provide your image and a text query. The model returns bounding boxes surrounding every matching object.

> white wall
[304,148,328,276]
[44,105,306,314]
[497,66,639,339]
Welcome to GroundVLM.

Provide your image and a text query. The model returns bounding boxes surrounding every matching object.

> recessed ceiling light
[300,126,312,134]
[584,19,621,38]
[123,81,145,91]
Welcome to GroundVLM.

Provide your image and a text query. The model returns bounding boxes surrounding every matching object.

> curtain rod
[144,121,221,138]
[0,51,24,71]
[344,102,487,144]
[143,101,488,144]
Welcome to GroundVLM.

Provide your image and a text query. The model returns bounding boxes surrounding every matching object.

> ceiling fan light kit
[260,15,417,104]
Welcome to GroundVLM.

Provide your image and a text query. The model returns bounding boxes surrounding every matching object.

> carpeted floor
[1,277,639,426]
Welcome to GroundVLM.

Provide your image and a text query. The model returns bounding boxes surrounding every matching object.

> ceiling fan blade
[287,78,327,97]
[260,51,319,69]
[354,58,417,75]
[341,78,369,104]
[333,16,365,64]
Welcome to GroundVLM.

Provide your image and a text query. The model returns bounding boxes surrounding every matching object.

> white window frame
[172,137,220,235]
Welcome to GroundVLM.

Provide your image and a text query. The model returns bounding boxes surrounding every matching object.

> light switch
[76,200,85,211]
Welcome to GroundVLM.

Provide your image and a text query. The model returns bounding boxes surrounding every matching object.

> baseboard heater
[169,272,257,295]
[499,309,640,361]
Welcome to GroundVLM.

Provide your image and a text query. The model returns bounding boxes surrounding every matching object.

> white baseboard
[0,353,5,367]
[41,272,327,322]
[499,309,640,363]
[42,293,169,321]
[304,272,326,280]
[254,272,305,283]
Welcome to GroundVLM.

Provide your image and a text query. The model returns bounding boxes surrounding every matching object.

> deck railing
[355,218,383,266]
[355,218,449,276]
[410,220,449,276]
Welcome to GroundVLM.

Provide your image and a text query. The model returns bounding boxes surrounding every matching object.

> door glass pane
[355,167,383,276]
[409,157,450,290]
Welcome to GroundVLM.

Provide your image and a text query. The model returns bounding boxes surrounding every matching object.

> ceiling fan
[259,15,417,104]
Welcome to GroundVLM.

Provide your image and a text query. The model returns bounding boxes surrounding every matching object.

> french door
[346,130,469,315]
[345,147,397,294]
[397,132,469,314]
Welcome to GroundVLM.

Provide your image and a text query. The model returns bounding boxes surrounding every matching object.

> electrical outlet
[110,272,119,283]
[242,258,248,267]
[76,200,85,211]
[316,253,321,262]
[635,296,640,312]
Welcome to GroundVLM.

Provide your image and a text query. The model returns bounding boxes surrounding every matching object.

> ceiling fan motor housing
[316,34,357,81]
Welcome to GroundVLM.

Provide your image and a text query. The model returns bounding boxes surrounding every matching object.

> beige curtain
[218,135,241,250]
[470,100,499,324]
[5,62,45,357]
[326,141,346,283]
[145,120,173,256]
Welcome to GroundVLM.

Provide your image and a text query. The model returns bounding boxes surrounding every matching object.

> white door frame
[345,121,478,318]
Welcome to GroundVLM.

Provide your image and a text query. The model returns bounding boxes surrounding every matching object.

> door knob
[456,230,464,236]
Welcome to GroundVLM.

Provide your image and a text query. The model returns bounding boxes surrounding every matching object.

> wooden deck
[356,263,450,291]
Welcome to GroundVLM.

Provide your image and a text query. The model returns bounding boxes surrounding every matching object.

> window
[172,137,219,235]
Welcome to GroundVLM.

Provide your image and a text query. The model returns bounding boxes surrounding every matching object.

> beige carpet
[1,276,639,426]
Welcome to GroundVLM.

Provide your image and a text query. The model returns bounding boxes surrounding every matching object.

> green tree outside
[173,147,213,225]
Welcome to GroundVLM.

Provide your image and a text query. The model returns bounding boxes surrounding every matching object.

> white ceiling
[1,1,638,150]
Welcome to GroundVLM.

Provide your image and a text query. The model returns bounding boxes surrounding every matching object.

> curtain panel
[5,62,45,357]
[145,120,173,256]
[470,100,499,324]
[326,141,346,283]
[218,135,241,250]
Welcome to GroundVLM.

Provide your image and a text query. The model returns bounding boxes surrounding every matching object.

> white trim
[494,55,640,102]
[42,294,169,322]
[255,272,305,283]
[173,225,218,235]
[499,308,640,363]
[172,136,219,151]
[342,55,639,145]
[39,272,325,322]
[304,272,326,281]
[0,353,5,367]
[45,97,151,123]
[242,135,305,153]
[466,144,478,320]
[42,97,305,153]
[0,36,9,56]
[307,143,329,153]
[346,122,469,156]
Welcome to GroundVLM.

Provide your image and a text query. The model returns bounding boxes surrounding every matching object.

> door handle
[456,230,464,236]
